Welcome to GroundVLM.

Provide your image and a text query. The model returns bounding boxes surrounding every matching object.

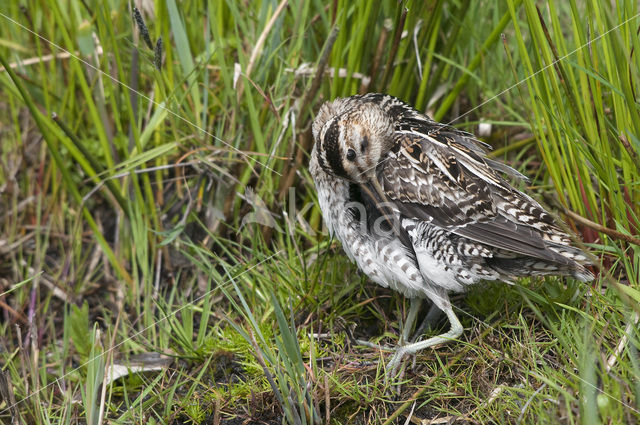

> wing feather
[373,130,572,264]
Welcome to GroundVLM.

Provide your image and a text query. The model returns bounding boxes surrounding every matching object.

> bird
[308,93,594,376]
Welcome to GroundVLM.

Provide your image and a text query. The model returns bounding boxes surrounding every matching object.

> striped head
[312,96,395,183]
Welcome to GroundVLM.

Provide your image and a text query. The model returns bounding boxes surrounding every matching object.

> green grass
[0,0,638,423]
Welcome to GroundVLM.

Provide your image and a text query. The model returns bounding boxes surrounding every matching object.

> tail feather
[486,256,594,282]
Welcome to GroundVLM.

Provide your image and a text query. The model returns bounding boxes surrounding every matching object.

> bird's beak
[361,179,405,241]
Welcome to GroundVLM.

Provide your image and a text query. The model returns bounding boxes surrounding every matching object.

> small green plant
[80,326,105,425]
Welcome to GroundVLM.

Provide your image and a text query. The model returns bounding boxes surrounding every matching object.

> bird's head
[312,97,394,183]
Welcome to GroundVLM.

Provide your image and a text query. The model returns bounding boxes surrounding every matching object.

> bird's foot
[385,346,408,380]
[385,308,463,382]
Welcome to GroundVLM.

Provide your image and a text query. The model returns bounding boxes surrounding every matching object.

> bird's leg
[386,298,422,377]
[386,303,462,378]
[400,298,422,345]
[410,302,443,342]
[355,298,422,352]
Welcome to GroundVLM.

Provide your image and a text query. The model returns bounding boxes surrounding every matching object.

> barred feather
[310,93,594,311]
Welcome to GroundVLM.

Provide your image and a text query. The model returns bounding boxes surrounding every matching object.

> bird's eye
[346,149,356,161]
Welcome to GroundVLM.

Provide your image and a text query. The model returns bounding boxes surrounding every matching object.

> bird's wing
[372,131,571,264]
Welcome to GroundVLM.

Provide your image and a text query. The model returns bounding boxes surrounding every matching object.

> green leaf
[69,302,91,359]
